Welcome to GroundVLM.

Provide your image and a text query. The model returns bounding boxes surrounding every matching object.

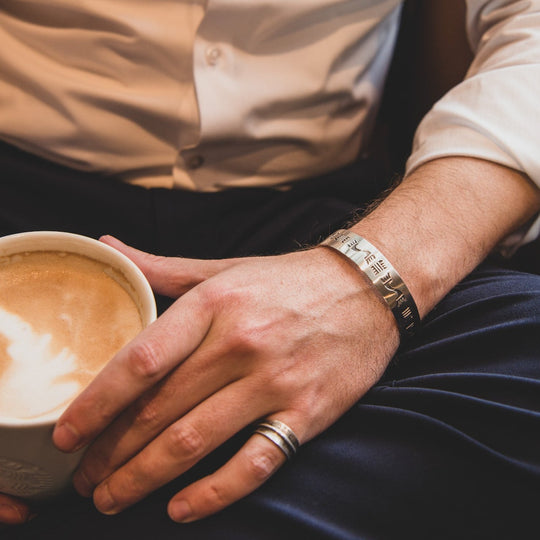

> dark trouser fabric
[2,142,540,540]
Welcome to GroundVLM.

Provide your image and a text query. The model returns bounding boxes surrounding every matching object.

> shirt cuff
[405,67,540,254]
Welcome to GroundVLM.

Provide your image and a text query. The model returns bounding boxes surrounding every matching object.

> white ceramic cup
[0,231,157,501]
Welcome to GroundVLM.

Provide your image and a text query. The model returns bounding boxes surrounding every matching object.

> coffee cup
[0,231,156,501]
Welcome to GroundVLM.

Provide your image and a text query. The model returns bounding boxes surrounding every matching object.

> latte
[0,250,143,421]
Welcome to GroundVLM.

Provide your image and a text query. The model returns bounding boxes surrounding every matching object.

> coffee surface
[0,251,143,420]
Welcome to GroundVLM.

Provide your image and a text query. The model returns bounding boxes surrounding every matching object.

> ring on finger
[253,419,299,460]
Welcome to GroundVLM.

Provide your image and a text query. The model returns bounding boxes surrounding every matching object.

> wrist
[349,219,440,319]
[343,158,540,318]
[310,245,401,345]
[320,230,420,337]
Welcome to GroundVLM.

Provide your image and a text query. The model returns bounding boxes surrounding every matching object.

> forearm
[346,157,540,318]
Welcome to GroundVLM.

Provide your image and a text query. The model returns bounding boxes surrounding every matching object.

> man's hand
[52,237,400,522]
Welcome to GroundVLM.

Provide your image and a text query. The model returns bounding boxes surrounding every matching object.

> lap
[240,264,540,539]
[7,265,539,540]
[361,264,540,538]
[2,144,539,538]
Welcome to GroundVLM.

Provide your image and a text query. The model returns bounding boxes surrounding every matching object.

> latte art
[0,251,144,420]
[0,307,81,420]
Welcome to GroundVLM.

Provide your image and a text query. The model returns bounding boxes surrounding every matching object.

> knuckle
[278,370,305,399]
[204,482,230,511]
[79,451,109,485]
[131,396,162,430]
[200,279,255,314]
[110,471,144,502]
[166,422,206,461]
[259,366,299,403]
[198,279,234,307]
[245,448,281,483]
[125,339,165,380]
[199,280,276,355]
[224,318,273,355]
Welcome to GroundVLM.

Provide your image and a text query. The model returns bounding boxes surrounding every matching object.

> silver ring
[254,419,300,460]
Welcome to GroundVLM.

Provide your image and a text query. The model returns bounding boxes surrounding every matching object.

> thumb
[99,235,239,297]
[0,493,32,525]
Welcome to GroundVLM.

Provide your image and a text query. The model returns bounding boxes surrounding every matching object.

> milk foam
[0,250,144,422]
[0,307,81,420]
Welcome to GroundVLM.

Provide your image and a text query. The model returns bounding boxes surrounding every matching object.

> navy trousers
[1,143,539,539]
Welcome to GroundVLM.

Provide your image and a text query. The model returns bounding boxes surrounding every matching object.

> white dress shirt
[406,0,540,249]
[0,0,539,245]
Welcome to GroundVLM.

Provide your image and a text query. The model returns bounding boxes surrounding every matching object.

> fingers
[71,337,245,496]
[53,288,213,453]
[85,380,281,515]
[167,418,298,523]
[0,494,32,525]
[51,247,382,524]
[99,236,240,297]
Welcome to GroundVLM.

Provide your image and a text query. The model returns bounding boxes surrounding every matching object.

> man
[1,1,539,538]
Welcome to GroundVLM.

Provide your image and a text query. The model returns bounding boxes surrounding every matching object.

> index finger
[52,287,213,453]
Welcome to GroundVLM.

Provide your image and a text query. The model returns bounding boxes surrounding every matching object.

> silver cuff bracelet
[320,229,420,337]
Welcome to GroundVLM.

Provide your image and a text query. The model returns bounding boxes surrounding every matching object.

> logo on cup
[0,457,54,497]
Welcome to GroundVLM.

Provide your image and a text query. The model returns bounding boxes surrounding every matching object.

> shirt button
[186,155,204,169]
[205,47,222,66]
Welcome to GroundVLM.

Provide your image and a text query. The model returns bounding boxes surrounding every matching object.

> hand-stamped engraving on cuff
[321,229,420,336]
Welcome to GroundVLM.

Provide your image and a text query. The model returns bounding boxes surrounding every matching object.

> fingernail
[169,500,193,523]
[0,504,26,524]
[53,422,82,452]
[94,483,119,515]
[73,469,94,498]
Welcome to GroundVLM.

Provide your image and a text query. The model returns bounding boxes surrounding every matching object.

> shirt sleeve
[405,0,540,254]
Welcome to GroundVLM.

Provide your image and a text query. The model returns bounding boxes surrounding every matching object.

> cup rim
[0,231,157,428]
